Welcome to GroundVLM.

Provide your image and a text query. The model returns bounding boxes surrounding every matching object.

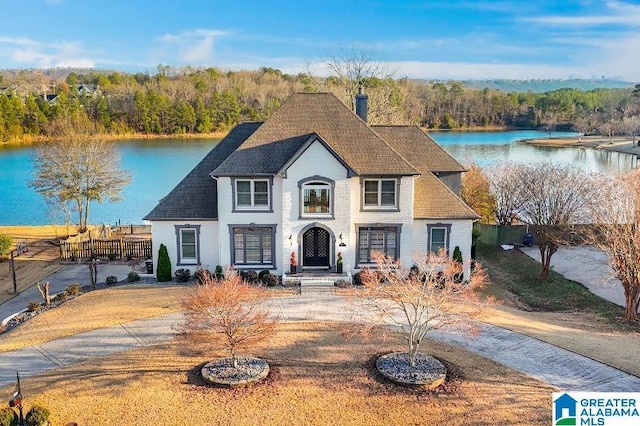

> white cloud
[527,0,640,26]
[157,28,228,65]
[0,36,97,68]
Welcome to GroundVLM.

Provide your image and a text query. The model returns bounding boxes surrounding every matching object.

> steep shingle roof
[412,172,479,220]
[372,125,466,173]
[144,122,262,220]
[373,125,477,220]
[212,93,419,176]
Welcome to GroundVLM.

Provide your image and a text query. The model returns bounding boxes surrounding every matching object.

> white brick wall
[412,219,473,278]
[149,220,219,275]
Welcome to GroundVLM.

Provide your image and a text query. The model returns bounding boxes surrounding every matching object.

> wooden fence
[60,239,152,260]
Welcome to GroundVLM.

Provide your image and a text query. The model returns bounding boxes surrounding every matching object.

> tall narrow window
[362,178,398,209]
[231,226,275,266]
[234,179,270,210]
[175,225,200,265]
[427,224,451,255]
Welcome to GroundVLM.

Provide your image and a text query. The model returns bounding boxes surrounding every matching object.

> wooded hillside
[1,66,639,143]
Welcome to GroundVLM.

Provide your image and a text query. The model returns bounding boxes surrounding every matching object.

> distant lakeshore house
[144,92,478,277]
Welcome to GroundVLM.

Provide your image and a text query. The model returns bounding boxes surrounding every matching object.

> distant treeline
[1,66,639,143]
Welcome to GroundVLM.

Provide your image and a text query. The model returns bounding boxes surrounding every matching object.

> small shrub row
[175,268,191,282]
[106,276,118,285]
[0,405,49,426]
[127,270,140,282]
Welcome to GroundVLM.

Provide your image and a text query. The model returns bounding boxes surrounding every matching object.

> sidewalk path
[1,285,639,392]
[521,245,626,307]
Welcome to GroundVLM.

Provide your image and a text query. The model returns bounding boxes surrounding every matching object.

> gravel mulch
[376,352,447,388]
[201,356,270,387]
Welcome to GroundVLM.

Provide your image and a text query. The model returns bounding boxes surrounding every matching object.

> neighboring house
[145,92,478,277]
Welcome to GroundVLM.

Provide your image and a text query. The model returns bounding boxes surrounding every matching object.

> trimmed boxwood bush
[106,275,118,285]
[127,270,140,282]
[25,405,49,426]
[0,407,17,426]
[262,272,279,287]
[243,270,259,284]
[214,265,224,279]
[175,268,191,282]
[258,269,270,281]
[156,244,172,282]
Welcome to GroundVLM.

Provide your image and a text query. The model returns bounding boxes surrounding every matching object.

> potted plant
[336,252,343,273]
[290,252,297,274]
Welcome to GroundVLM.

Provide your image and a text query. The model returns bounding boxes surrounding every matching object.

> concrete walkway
[0,282,639,392]
[521,245,626,307]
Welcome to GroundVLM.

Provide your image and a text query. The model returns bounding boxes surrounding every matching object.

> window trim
[427,223,452,255]
[360,177,400,211]
[231,177,273,212]
[298,175,335,219]
[174,224,201,265]
[355,223,402,268]
[228,224,277,269]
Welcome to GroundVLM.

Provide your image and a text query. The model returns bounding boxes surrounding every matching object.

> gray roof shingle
[212,93,419,176]
[143,122,262,220]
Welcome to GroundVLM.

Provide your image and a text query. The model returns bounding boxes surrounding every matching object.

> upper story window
[298,176,335,218]
[362,178,398,210]
[233,178,271,212]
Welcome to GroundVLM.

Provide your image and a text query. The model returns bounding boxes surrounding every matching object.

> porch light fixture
[338,233,346,247]
[288,234,292,246]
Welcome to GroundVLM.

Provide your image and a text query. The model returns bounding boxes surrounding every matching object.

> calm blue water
[0,131,637,225]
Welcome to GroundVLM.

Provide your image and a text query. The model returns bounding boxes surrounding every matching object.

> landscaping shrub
[0,407,17,426]
[193,268,211,285]
[214,265,224,279]
[127,271,140,282]
[258,269,270,281]
[66,283,81,296]
[27,302,41,312]
[25,405,50,426]
[156,244,172,282]
[0,235,12,258]
[106,275,118,285]
[175,268,191,282]
[108,252,117,261]
[452,246,464,283]
[243,270,258,284]
[262,272,279,287]
[54,292,68,303]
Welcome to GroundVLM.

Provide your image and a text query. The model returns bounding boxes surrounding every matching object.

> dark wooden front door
[303,227,330,267]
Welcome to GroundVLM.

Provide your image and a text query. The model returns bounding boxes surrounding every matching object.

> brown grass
[0,285,189,353]
[3,322,552,426]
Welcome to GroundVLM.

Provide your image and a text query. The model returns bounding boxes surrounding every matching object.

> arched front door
[303,227,330,268]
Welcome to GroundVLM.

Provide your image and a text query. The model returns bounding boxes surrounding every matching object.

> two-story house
[144,92,478,278]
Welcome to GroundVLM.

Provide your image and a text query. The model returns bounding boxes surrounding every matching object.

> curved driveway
[0,262,639,392]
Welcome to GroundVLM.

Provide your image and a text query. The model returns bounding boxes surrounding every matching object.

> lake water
[0,131,637,225]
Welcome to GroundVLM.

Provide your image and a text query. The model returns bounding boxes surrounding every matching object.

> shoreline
[520,135,640,156]
[0,131,228,147]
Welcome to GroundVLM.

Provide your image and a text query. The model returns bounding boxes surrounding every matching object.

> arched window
[299,176,334,218]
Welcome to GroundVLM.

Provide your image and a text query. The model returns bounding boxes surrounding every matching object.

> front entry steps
[282,272,351,295]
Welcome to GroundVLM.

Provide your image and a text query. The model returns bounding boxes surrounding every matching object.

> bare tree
[513,163,598,279]
[36,282,51,306]
[589,170,640,321]
[621,116,640,144]
[324,46,403,124]
[351,251,489,367]
[461,162,496,224]
[30,136,130,231]
[488,163,521,226]
[179,273,278,368]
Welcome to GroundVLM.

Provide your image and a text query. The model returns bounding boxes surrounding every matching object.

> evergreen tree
[157,243,172,282]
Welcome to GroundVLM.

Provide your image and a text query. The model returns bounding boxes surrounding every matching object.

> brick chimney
[355,87,368,123]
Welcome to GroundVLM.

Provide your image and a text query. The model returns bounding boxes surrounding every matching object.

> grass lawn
[3,322,552,426]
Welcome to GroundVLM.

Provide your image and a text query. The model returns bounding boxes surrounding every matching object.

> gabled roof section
[211,93,419,177]
[413,172,479,220]
[144,122,262,220]
[372,125,466,173]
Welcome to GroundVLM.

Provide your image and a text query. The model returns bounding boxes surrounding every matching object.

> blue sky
[1,0,640,81]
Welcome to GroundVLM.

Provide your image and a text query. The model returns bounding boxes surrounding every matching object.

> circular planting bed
[376,352,447,388]
[201,356,270,387]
